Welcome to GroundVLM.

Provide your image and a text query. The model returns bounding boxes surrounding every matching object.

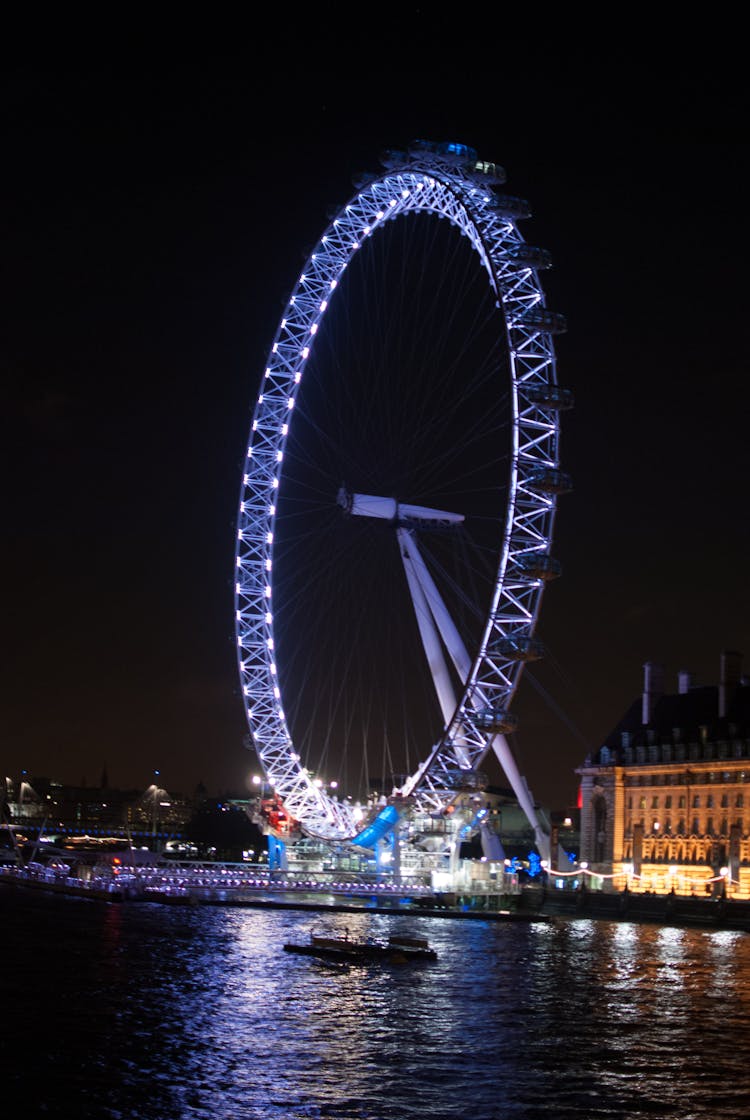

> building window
[692,818,700,834]
[651,797,659,809]
[692,795,700,808]
[665,795,672,809]
[707,817,714,835]
[678,795,686,809]
[706,795,714,809]
[639,797,646,810]
[736,794,744,809]
[721,794,729,808]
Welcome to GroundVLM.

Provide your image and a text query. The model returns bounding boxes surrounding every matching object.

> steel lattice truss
[234,141,571,841]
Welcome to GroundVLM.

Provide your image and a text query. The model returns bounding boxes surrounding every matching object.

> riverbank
[521,884,750,932]
[2,863,749,931]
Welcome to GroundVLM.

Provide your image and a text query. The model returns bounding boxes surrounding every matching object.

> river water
[1,886,748,1120]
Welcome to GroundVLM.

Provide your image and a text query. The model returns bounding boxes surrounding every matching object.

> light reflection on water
[2,889,750,1119]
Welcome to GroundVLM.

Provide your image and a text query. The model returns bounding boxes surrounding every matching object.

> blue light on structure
[352,804,401,850]
[527,852,542,878]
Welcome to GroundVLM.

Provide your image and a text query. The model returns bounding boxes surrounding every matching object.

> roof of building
[595,653,750,763]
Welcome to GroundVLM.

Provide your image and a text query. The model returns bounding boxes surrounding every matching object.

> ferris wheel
[234,140,572,850]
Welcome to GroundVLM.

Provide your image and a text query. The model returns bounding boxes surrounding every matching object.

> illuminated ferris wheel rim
[235,140,570,843]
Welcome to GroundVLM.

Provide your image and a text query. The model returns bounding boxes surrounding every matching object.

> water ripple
[2,889,750,1119]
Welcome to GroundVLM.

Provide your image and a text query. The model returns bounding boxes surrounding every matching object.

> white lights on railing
[266,532,273,544]
[280,423,288,435]
[265,559,272,571]
[265,585,271,598]
[276,450,283,462]
[265,612,272,624]
[286,398,294,410]
[301,347,309,358]
[320,300,327,312]
[310,323,318,335]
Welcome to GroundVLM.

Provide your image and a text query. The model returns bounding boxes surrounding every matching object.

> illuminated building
[577,651,750,896]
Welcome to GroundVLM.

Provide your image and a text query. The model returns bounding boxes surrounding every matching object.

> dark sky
[2,31,748,809]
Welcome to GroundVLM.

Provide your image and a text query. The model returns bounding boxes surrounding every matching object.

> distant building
[577,651,750,897]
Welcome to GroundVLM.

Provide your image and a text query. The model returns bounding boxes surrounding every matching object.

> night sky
[3,31,748,810]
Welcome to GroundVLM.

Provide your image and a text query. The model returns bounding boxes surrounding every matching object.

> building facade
[576,651,750,897]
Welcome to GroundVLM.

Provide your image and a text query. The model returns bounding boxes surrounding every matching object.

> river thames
[2,887,749,1119]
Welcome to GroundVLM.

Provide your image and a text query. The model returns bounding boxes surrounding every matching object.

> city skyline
[3,53,748,809]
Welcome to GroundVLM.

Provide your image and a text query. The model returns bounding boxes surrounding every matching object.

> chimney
[719,650,742,718]
[642,661,664,725]
[678,670,694,695]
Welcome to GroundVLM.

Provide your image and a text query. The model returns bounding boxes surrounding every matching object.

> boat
[283,930,438,965]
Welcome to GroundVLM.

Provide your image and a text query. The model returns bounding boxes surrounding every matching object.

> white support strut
[358,492,550,860]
